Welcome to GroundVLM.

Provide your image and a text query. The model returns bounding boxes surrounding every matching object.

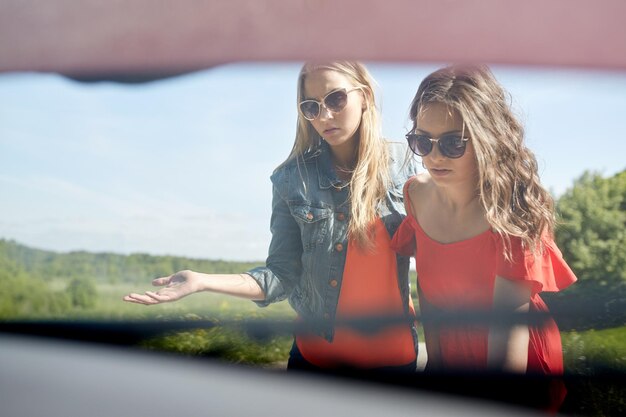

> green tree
[66,276,98,308]
[0,259,71,319]
[556,170,626,287]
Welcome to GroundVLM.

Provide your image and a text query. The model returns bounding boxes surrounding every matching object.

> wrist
[187,270,207,292]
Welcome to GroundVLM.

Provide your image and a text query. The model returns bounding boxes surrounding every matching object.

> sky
[1,62,625,262]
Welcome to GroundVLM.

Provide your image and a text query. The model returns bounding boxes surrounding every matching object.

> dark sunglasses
[299,87,360,121]
[405,132,470,159]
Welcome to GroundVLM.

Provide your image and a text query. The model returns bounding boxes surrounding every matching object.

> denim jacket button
[336,213,345,221]
[306,212,314,220]
[329,279,338,287]
[335,243,344,252]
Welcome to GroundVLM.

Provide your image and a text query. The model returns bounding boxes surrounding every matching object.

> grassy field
[81,281,296,320]
[40,281,626,373]
[560,327,626,415]
[61,281,298,365]
[562,327,626,375]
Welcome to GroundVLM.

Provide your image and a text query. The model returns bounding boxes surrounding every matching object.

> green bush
[0,270,71,318]
[139,314,292,365]
[66,276,98,308]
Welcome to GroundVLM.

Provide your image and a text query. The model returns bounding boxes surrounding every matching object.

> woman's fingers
[124,272,189,304]
[122,293,161,305]
[152,276,172,286]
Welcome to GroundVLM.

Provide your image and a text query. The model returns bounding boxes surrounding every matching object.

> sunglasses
[299,87,361,121]
[405,132,470,159]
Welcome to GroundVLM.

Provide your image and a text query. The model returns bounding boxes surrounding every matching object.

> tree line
[0,239,262,318]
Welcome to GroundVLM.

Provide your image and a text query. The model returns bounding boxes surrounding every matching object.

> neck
[435,181,480,213]
[329,142,358,172]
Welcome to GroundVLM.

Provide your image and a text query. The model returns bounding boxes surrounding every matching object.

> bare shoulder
[407,172,432,197]
[406,173,433,215]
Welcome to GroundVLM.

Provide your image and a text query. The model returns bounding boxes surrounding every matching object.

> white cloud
[0,173,271,260]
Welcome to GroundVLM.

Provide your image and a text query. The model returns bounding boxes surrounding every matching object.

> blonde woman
[125,62,419,371]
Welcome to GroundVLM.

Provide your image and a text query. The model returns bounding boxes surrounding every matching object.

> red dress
[390,178,577,375]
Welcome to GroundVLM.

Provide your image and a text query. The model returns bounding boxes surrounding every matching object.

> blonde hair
[409,64,555,258]
[279,61,389,249]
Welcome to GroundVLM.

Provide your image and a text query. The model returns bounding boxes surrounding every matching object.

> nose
[427,140,446,161]
[318,103,333,120]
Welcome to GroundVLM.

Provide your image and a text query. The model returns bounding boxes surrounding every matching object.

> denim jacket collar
[314,141,348,190]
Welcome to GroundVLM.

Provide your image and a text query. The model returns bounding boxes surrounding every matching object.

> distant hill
[0,239,264,285]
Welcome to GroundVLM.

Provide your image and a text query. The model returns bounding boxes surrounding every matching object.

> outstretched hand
[123,270,201,305]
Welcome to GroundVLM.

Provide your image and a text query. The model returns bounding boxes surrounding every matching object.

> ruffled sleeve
[495,234,577,294]
[390,216,416,256]
[390,177,418,257]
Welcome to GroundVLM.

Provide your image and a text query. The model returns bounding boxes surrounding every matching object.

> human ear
[359,88,369,110]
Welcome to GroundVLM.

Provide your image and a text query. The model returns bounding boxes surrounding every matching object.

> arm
[417,285,443,372]
[123,271,265,304]
[487,275,532,373]
[125,176,302,307]
[246,180,303,306]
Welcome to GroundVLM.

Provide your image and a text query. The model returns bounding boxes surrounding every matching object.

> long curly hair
[280,61,389,249]
[408,64,555,258]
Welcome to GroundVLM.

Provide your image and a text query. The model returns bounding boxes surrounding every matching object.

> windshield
[1,62,626,416]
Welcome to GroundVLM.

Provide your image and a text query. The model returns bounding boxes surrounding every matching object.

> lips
[429,168,452,176]
[323,127,340,134]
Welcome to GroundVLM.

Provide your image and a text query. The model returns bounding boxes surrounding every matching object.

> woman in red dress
[391,65,577,396]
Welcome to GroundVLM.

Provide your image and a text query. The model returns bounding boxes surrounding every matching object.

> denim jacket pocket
[289,202,333,251]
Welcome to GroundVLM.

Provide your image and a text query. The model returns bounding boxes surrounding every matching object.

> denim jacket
[247,140,418,343]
